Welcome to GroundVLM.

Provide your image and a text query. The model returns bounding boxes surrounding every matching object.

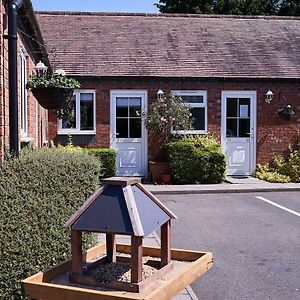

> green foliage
[0,148,102,299]
[255,164,291,183]
[84,148,117,178]
[144,93,193,134]
[26,74,80,90]
[255,140,300,182]
[155,0,300,16]
[166,135,226,184]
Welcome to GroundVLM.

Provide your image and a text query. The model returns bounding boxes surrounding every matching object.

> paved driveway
[159,192,300,300]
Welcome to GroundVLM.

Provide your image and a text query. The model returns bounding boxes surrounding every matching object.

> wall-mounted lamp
[265,90,274,104]
[35,61,48,78]
[157,89,164,101]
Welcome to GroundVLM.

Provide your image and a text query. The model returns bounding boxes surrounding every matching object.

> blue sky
[31,0,159,13]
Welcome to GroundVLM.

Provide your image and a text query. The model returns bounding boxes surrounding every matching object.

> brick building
[35,12,300,177]
[0,0,48,160]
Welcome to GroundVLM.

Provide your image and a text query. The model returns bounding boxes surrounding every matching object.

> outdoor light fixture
[35,61,48,77]
[265,90,274,104]
[157,89,164,101]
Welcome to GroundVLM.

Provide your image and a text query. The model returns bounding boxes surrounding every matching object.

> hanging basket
[31,87,74,110]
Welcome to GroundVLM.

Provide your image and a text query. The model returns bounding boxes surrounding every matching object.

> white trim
[221,90,257,175]
[20,48,28,138]
[171,90,208,134]
[110,90,148,177]
[57,89,96,134]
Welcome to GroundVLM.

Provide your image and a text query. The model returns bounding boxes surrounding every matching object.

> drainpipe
[5,0,24,156]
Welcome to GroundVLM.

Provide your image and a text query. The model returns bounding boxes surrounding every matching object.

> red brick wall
[0,2,48,160]
[49,77,300,166]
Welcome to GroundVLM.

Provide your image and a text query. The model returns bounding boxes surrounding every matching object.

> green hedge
[0,148,103,299]
[85,148,116,178]
[166,136,226,184]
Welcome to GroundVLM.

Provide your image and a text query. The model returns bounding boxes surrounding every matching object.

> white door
[110,91,148,177]
[221,91,256,176]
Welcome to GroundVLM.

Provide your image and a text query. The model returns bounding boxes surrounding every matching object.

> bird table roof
[65,177,176,237]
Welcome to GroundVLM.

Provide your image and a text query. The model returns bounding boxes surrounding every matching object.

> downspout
[5,0,24,156]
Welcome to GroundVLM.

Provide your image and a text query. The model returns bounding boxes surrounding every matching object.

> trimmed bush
[85,148,116,178]
[0,148,103,299]
[166,136,226,184]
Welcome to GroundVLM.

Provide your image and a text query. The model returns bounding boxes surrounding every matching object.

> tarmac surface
[97,177,300,299]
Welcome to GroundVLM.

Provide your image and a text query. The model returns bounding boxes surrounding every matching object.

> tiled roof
[36,12,300,79]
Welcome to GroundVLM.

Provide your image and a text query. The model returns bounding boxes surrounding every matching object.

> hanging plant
[26,71,80,118]
[277,105,295,120]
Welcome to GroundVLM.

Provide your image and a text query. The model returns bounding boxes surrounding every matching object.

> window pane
[80,93,93,101]
[239,119,250,137]
[116,119,128,138]
[239,98,250,118]
[130,119,141,138]
[80,97,94,130]
[116,97,128,117]
[181,95,204,104]
[62,96,76,129]
[227,98,238,117]
[191,107,205,131]
[129,97,141,117]
[226,119,237,137]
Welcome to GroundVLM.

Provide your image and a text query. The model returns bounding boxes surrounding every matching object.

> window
[20,49,27,137]
[116,97,142,138]
[58,90,96,134]
[172,90,207,134]
[226,97,251,138]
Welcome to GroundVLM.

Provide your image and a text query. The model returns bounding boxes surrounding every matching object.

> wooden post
[161,220,171,267]
[131,236,143,283]
[106,233,116,263]
[71,230,83,275]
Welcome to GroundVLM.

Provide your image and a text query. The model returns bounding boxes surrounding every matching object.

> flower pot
[31,87,74,109]
[149,162,171,184]
[161,173,172,185]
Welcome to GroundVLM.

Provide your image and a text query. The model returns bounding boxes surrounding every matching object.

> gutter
[4,0,24,156]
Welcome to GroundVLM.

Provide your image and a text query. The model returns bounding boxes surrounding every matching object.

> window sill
[57,131,96,135]
[172,130,208,135]
[21,136,34,143]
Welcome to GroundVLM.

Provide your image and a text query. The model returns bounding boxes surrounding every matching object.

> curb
[149,187,300,195]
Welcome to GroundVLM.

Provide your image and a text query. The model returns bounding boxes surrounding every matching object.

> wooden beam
[131,236,143,283]
[102,177,141,186]
[71,230,83,275]
[106,233,116,263]
[161,220,171,267]
[123,186,144,237]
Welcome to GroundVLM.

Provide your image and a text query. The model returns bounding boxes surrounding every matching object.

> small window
[172,90,207,134]
[58,90,96,134]
[20,49,27,137]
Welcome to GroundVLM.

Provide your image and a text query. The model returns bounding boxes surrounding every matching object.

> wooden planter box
[31,87,74,109]
[22,243,213,300]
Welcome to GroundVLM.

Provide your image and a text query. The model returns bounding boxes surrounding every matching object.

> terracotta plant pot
[31,87,74,109]
[161,173,172,185]
[149,162,171,184]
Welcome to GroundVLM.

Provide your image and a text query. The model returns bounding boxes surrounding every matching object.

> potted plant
[144,91,194,184]
[26,69,80,117]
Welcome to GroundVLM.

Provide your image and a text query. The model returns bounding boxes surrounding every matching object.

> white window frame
[58,89,96,135]
[171,90,208,134]
[20,49,28,138]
